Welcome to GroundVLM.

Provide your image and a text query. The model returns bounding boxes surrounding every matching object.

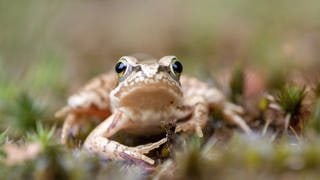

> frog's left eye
[170,59,183,76]
[115,59,127,77]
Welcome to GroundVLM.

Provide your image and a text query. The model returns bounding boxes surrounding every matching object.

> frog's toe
[61,126,80,147]
[223,108,252,134]
[119,152,156,170]
[67,127,79,140]
[61,114,81,145]
[120,150,155,165]
[175,121,203,137]
[132,137,167,154]
[119,138,168,165]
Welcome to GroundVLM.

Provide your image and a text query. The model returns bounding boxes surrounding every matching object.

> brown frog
[55,56,251,165]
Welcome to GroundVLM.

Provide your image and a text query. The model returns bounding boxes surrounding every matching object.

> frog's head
[110,56,183,110]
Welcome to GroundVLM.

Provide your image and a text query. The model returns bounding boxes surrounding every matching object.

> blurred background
[1,0,320,133]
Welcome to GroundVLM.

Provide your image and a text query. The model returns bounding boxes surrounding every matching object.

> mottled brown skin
[55,56,251,165]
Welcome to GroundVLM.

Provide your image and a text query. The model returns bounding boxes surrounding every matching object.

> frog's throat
[110,76,182,110]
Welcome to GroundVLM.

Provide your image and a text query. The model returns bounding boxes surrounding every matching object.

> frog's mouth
[118,82,182,109]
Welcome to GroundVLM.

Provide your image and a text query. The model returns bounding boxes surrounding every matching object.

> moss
[27,122,56,149]
[276,85,306,116]
[4,93,45,134]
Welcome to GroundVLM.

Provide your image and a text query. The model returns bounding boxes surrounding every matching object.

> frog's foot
[128,138,167,154]
[223,103,252,134]
[85,136,167,165]
[175,120,203,137]
[83,111,167,165]
[224,102,244,114]
[176,100,209,137]
[61,113,81,146]
[122,137,167,164]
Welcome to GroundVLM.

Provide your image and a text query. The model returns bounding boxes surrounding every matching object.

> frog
[55,55,251,165]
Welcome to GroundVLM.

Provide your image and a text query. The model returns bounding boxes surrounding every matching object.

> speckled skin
[55,56,251,165]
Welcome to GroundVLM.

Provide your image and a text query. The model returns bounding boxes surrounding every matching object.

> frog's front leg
[175,96,209,137]
[83,111,167,165]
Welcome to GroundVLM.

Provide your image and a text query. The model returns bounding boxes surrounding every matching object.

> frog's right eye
[115,59,127,77]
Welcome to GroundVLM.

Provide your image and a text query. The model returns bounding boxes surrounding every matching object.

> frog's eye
[115,59,127,77]
[170,59,183,76]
